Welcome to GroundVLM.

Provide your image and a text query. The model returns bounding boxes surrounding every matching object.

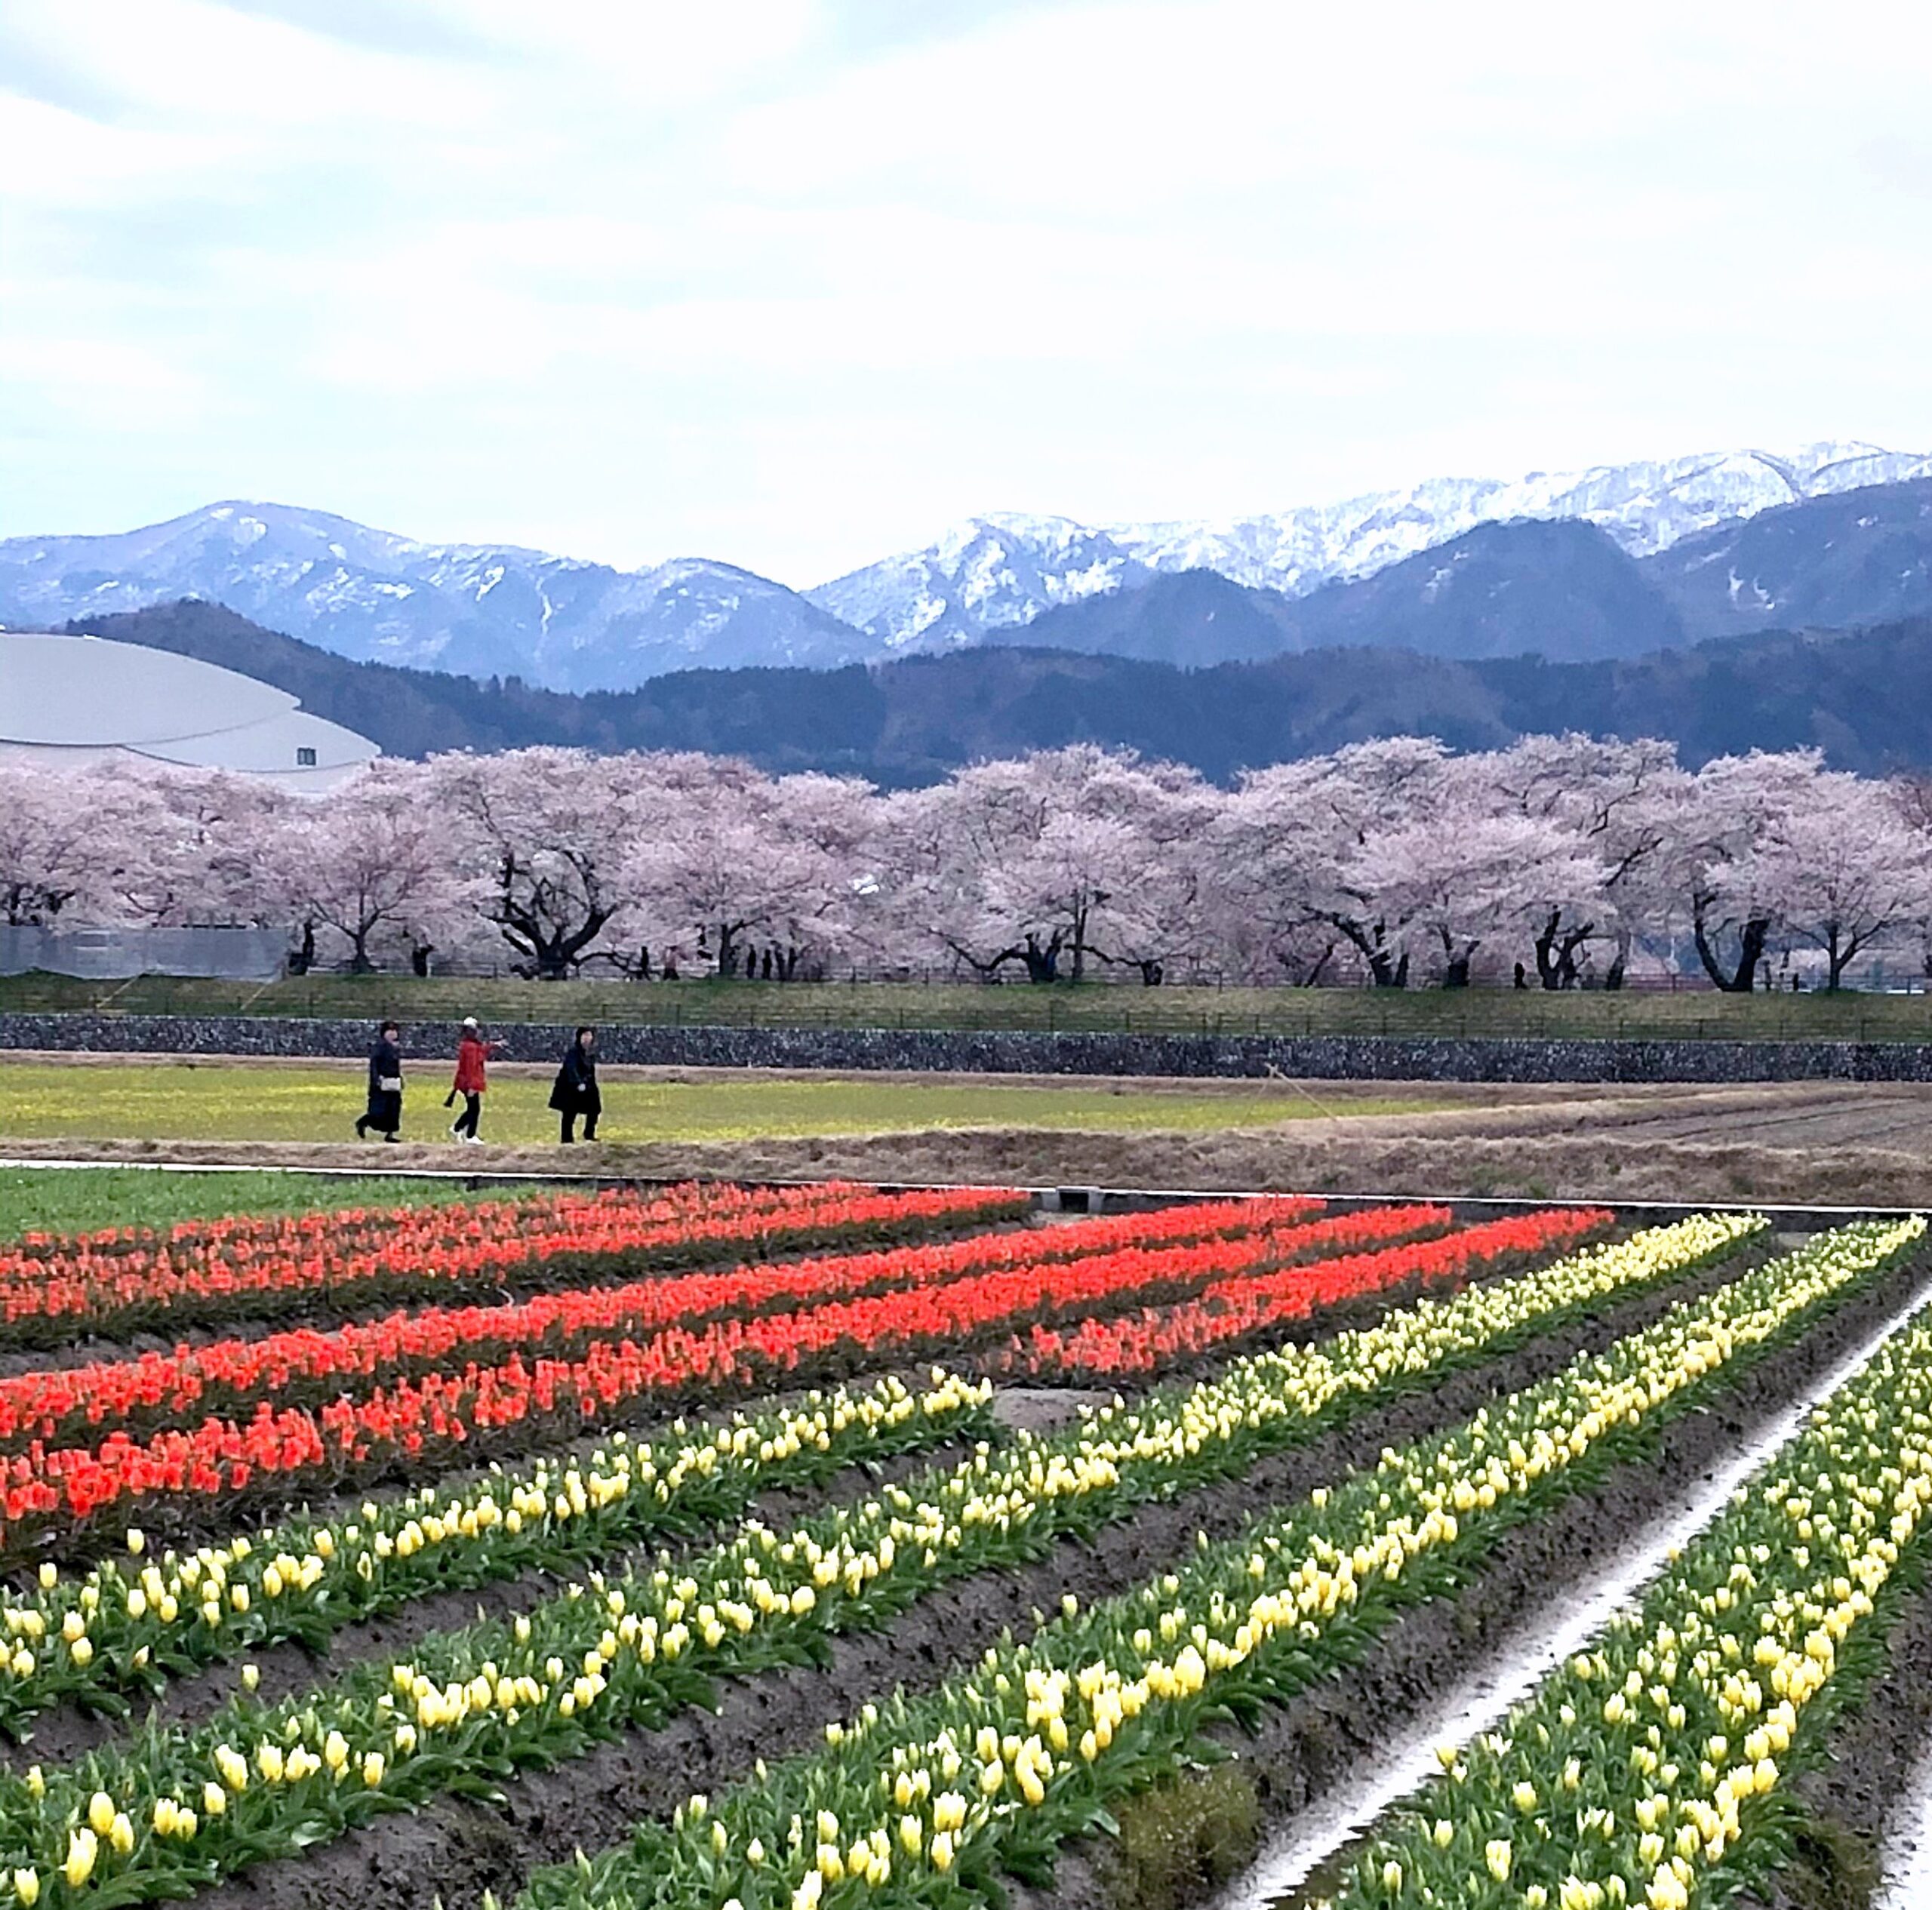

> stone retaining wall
[7,1010,1932,1084]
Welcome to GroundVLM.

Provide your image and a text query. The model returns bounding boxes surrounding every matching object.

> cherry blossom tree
[88,766,294,931]
[429,749,646,979]
[1752,774,1929,989]
[0,766,106,924]
[278,764,468,973]
[1486,735,1683,989]
[1214,740,1453,987]
[1670,752,1824,992]
[875,748,1214,983]
[1350,795,1607,989]
[623,763,876,979]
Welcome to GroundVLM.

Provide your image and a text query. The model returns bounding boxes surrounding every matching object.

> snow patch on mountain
[811,515,1150,648]
[812,442,1932,648]
[0,502,871,692]
[5,442,1930,687]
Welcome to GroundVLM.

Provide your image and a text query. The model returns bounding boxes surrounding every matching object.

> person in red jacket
[448,1017,496,1143]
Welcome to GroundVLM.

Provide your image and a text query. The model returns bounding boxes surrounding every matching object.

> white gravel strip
[1875,1747,1932,1902]
[1213,1275,1932,1910]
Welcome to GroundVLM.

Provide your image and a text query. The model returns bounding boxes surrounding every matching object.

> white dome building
[0,631,378,792]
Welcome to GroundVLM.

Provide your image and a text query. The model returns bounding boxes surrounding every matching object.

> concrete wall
[8,1010,1932,1082]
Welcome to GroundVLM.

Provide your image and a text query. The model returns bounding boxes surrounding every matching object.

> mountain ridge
[0,500,869,692]
[53,596,1932,784]
[811,440,1932,646]
[8,440,1930,687]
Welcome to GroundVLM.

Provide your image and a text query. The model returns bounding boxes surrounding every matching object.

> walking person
[354,1020,405,1142]
[447,1017,494,1143]
[549,1026,601,1143]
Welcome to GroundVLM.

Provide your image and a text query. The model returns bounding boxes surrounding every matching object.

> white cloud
[3,0,1932,584]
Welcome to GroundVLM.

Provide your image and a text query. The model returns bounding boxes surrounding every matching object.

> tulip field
[0,1175,1928,1910]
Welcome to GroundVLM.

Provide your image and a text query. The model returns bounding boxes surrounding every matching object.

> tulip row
[0,1196,1337,1454]
[0,1213,1730,1734]
[1327,1232,1932,1910]
[0,1183,1037,1346]
[995,1210,1605,1380]
[0,1370,994,1741]
[507,1216,1926,1910]
[0,1213,1767,1903]
[0,1207,1599,1555]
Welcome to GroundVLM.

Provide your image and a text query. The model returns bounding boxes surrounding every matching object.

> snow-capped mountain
[0,502,869,693]
[7,443,1931,688]
[811,441,1932,647]
[807,515,1152,649]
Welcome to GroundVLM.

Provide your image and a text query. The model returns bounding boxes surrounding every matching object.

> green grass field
[0,1167,549,1240]
[0,1059,1437,1150]
[5,970,1931,1041]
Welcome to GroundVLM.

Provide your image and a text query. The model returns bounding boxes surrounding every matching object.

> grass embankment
[0,1167,542,1240]
[0,1059,1437,1151]
[5,971,1931,1041]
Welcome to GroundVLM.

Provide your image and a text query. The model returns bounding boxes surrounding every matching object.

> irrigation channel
[1211,1256,1932,1910]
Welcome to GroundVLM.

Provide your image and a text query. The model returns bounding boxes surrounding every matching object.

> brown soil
[12,1082,1932,1207]
[184,1241,1839,1910]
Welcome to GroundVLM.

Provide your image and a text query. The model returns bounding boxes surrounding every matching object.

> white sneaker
[463,1133,482,1145]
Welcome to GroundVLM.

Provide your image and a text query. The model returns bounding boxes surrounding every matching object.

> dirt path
[13,1118,1931,1210]
[7,1078,1930,1205]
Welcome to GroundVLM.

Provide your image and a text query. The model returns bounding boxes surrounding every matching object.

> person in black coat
[355,1020,405,1141]
[550,1026,601,1143]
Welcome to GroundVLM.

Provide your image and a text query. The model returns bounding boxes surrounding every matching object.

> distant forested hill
[54,598,1932,782]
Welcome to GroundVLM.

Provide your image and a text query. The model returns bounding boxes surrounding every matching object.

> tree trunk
[1020,930,1064,983]
[1440,929,1475,989]
[1137,959,1164,986]
[1535,909,1595,989]
[1534,909,1562,989]
[409,942,433,978]
[1692,904,1770,992]
[1826,924,1856,991]
[1603,927,1631,992]
[1331,915,1404,987]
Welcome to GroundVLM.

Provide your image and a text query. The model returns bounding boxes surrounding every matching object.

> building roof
[0,632,379,781]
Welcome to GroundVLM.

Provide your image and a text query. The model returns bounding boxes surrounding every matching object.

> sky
[5,0,1932,587]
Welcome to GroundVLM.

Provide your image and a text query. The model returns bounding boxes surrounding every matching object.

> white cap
[462,1017,478,1029]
